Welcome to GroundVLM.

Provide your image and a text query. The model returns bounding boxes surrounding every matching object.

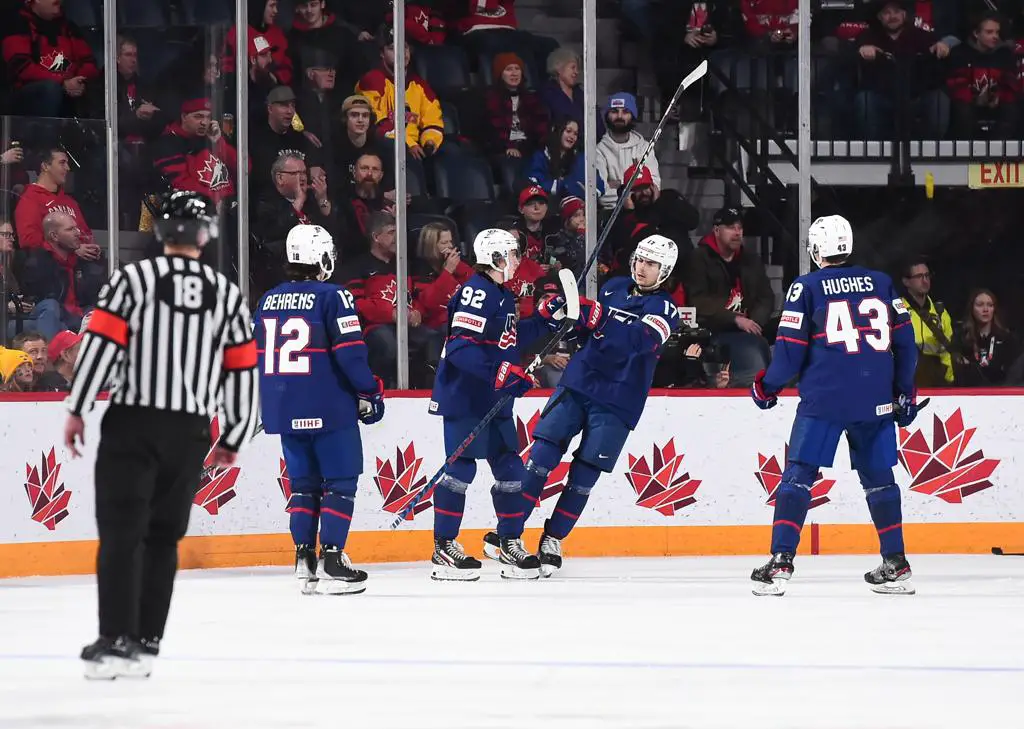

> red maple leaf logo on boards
[374,443,432,519]
[24,448,72,530]
[193,416,241,515]
[755,444,836,509]
[625,439,701,516]
[898,408,1000,503]
[277,458,292,500]
[515,411,570,502]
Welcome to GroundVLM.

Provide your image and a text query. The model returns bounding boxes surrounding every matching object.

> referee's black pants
[94,405,210,641]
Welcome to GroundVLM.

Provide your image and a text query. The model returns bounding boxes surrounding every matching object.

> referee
[64,191,260,680]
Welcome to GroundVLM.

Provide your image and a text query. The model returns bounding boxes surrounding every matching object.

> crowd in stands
[1,0,1023,394]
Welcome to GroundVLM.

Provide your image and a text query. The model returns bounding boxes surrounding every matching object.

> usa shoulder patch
[893,298,908,315]
[452,312,487,333]
[778,311,805,330]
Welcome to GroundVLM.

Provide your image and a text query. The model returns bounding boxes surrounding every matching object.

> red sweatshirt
[14,183,93,251]
[1,8,99,89]
[415,262,474,329]
[457,0,519,33]
[43,241,81,315]
[152,123,240,204]
[741,0,798,38]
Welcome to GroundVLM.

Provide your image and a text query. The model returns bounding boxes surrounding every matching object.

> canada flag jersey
[40,50,66,73]
[152,124,239,204]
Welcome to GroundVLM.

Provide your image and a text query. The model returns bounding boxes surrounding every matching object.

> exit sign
[968,162,1024,188]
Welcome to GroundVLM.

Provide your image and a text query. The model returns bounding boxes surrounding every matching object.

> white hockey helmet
[286,224,336,281]
[630,234,678,289]
[807,215,853,269]
[473,228,520,279]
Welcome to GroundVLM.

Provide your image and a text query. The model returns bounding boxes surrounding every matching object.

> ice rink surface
[2,554,1023,729]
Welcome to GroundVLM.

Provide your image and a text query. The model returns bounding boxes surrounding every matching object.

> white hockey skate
[482,531,501,561]
[431,539,482,581]
[498,537,540,580]
[865,553,915,595]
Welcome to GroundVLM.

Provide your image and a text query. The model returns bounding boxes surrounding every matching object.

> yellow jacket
[355,69,444,150]
[903,296,954,384]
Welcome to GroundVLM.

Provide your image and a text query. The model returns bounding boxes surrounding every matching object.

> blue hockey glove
[494,361,538,397]
[576,297,604,332]
[537,294,567,325]
[894,392,919,428]
[751,369,778,410]
[357,376,385,425]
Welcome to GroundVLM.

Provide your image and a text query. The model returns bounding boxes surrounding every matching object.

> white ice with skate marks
[2,555,1024,729]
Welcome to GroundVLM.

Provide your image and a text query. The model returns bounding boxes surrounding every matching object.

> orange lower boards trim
[1,523,1021,579]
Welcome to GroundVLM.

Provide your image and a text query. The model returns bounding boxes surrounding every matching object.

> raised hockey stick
[389,270,581,529]
[575,59,708,289]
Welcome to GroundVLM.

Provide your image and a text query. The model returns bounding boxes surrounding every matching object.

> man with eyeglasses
[901,259,954,386]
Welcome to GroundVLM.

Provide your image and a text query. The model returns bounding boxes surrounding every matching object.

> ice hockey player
[254,224,385,595]
[428,228,566,581]
[483,234,682,576]
[749,215,919,596]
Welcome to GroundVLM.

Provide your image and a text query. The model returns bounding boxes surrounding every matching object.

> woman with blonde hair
[413,221,473,343]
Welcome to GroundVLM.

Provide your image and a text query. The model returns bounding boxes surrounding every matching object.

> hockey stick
[574,59,708,289]
[389,270,581,529]
[992,547,1024,556]
[197,423,265,483]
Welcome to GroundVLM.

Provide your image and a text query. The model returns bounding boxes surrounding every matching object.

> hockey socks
[434,459,475,539]
[320,479,357,549]
[545,460,601,540]
[769,482,813,554]
[520,439,563,529]
[286,482,321,547]
[865,484,905,556]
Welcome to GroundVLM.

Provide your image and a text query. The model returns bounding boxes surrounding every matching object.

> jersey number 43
[824,298,890,353]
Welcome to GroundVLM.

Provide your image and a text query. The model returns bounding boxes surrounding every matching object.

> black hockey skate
[498,537,541,580]
[864,553,915,595]
[482,531,501,562]
[81,636,150,680]
[315,547,367,595]
[751,553,795,596]
[431,539,482,581]
[295,544,318,595]
[538,531,563,578]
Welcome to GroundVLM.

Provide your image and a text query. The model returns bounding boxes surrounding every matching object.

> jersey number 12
[262,318,311,374]
[825,298,890,353]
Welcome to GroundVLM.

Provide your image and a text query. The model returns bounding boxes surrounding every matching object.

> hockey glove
[494,361,539,397]
[576,297,605,332]
[751,369,778,410]
[357,376,386,425]
[537,294,567,325]
[894,392,919,428]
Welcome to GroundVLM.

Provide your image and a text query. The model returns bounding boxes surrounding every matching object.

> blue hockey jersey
[762,265,918,422]
[559,276,681,429]
[254,280,378,435]
[430,272,552,419]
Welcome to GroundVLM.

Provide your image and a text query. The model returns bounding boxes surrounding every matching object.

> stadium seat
[118,2,169,27]
[454,200,506,257]
[181,0,233,25]
[406,161,427,197]
[64,0,99,28]
[433,153,495,203]
[412,45,471,98]
[440,101,460,138]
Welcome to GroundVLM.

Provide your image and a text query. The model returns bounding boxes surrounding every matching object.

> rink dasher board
[1,390,1022,577]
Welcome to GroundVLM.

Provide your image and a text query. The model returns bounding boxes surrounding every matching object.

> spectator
[543,196,586,277]
[289,0,366,93]
[526,118,605,200]
[152,97,239,205]
[608,163,699,272]
[15,210,104,337]
[855,0,950,139]
[528,272,575,387]
[955,288,1019,386]
[596,92,661,211]
[484,52,549,190]
[116,36,164,144]
[684,207,773,388]
[249,86,324,194]
[343,152,393,247]
[500,217,547,318]
[356,27,445,160]
[513,184,559,264]
[900,259,955,386]
[35,329,80,391]
[3,221,60,339]
[946,13,1020,138]
[2,0,100,118]
[254,153,342,290]
[539,48,606,139]
[0,347,33,392]
[296,48,344,162]
[15,147,93,251]
[412,222,472,377]
[12,331,47,382]
[334,95,389,189]
[223,0,294,88]
[452,0,559,77]
[342,211,440,386]
[651,0,726,121]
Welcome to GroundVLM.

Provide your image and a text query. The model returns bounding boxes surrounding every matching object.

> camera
[700,24,714,35]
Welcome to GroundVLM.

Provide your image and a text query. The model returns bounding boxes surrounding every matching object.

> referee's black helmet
[154,191,219,248]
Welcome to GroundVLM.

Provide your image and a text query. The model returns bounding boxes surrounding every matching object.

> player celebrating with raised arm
[254,225,385,596]
[428,228,566,581]
[750,215,919,596]
[482,234,682,577]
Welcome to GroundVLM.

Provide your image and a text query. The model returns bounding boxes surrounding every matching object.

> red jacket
[344,251,424,333]
[43,242,81,315]
[414,262,474,329]
[483,87,549,155]
[741,0,797,38]
[1,8,99,89]
[835,0,934,41]
[221,24,293,86]
[14,183,93,251]
[946,41,1019,105]
[152,123,240,204]
[456,0,519,33]
[506,256,546,318]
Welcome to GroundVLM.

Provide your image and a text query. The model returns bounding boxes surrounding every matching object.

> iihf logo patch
[498,313,517,349]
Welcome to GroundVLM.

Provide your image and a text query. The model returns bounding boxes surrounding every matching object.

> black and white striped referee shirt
[67,255,260,451]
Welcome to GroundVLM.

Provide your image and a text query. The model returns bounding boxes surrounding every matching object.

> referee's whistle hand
[210,445,237,468]
[64,415,85,458]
